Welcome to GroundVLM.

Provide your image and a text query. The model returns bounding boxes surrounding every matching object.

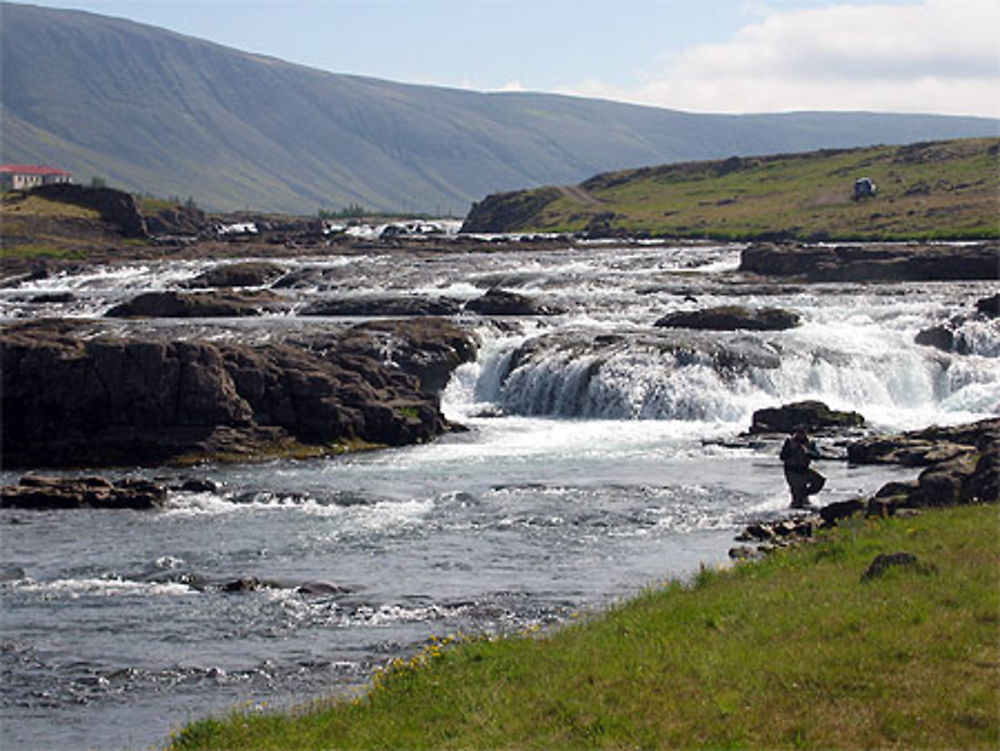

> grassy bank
[468,138,1000,240]
[168,503,999,750]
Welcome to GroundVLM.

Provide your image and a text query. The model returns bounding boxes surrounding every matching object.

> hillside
[462,138,1000,240]
[2,3,998,215]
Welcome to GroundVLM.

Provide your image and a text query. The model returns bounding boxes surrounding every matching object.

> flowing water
[1,240,997,750]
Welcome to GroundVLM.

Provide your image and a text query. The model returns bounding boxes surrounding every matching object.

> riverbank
[168,501,999,750]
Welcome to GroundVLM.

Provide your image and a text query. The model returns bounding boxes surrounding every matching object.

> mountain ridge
[2,2,997,214]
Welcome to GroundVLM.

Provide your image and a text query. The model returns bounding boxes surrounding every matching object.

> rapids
[1,241,996,750]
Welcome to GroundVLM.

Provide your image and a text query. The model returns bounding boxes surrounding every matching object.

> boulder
[656,305,800,331]
[819,498,867,526]
[464,288,565,316]
[182,262,286,288]
[976,293,999,317]
[1,475,166,510]
[301,296,462,317]
[106,290,285,317]
[750,400,864,434]
[914,325,955,352]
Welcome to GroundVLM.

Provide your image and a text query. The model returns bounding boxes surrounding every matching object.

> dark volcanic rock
[739,241,999,281]
[847,418,999,465]
[655,305,800,331]
[914,325,956,352]
[750,400,864,434]
[1,475,167,510]
[106,290,285,317]
[976,293,1000,317]
[0,319,461,467]
[301,295,462,317]
[182,262,286,289]
[464,288,565,316]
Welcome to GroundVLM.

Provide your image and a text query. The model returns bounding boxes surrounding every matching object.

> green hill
[462,138,1000,240]
[2,3,998,215]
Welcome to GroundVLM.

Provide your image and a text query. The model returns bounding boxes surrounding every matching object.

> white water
[1,242,997,750]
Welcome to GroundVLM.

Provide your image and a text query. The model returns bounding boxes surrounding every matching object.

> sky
[13,0,1000,118]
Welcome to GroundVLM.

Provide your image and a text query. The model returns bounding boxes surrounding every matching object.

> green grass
[505,138,1000,240]
[167,503,999,750]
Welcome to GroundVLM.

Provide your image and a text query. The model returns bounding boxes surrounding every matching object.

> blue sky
[15,0,1000,117]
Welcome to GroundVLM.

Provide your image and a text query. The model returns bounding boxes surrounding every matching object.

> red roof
[0,164,72,176]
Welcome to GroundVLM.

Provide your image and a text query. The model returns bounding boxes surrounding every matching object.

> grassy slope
[522,138,1000,240]
[0,192,114,261]
[168,503,999,750]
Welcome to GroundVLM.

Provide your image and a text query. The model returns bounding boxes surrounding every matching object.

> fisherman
[780,428,825,509]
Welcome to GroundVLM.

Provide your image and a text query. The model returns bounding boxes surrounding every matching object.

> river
[1,239,996,750]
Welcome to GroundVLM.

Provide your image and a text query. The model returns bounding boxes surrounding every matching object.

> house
[0,164,73,190]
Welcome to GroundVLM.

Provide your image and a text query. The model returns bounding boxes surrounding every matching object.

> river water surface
[1,240,997,750]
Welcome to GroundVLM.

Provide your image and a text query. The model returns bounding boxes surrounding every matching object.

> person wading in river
[780,428,825,509]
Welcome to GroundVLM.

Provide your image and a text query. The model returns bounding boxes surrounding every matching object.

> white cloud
[566,0,1000,117]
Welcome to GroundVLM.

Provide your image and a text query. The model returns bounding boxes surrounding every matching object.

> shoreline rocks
[732,416,999,558]
[1,318,477,468]
[1,476,167,510]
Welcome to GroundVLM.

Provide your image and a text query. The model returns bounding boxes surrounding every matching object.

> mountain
[2,3,997,215]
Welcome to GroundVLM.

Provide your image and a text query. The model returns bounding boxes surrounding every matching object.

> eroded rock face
[656,305,800,332]
[0,318,475,467]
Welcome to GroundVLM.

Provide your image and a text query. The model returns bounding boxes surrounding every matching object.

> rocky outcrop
[32,183,148,238]
[0,318,471,467]
[750,400,865,434]
[739,242,999,281]
[465,288,565,316]
[301,295,462,317]
[106,290,286,317]
[656,305,800,331]
[460,187,562,233]
[182,262,286,288]
[1,475,167,510]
